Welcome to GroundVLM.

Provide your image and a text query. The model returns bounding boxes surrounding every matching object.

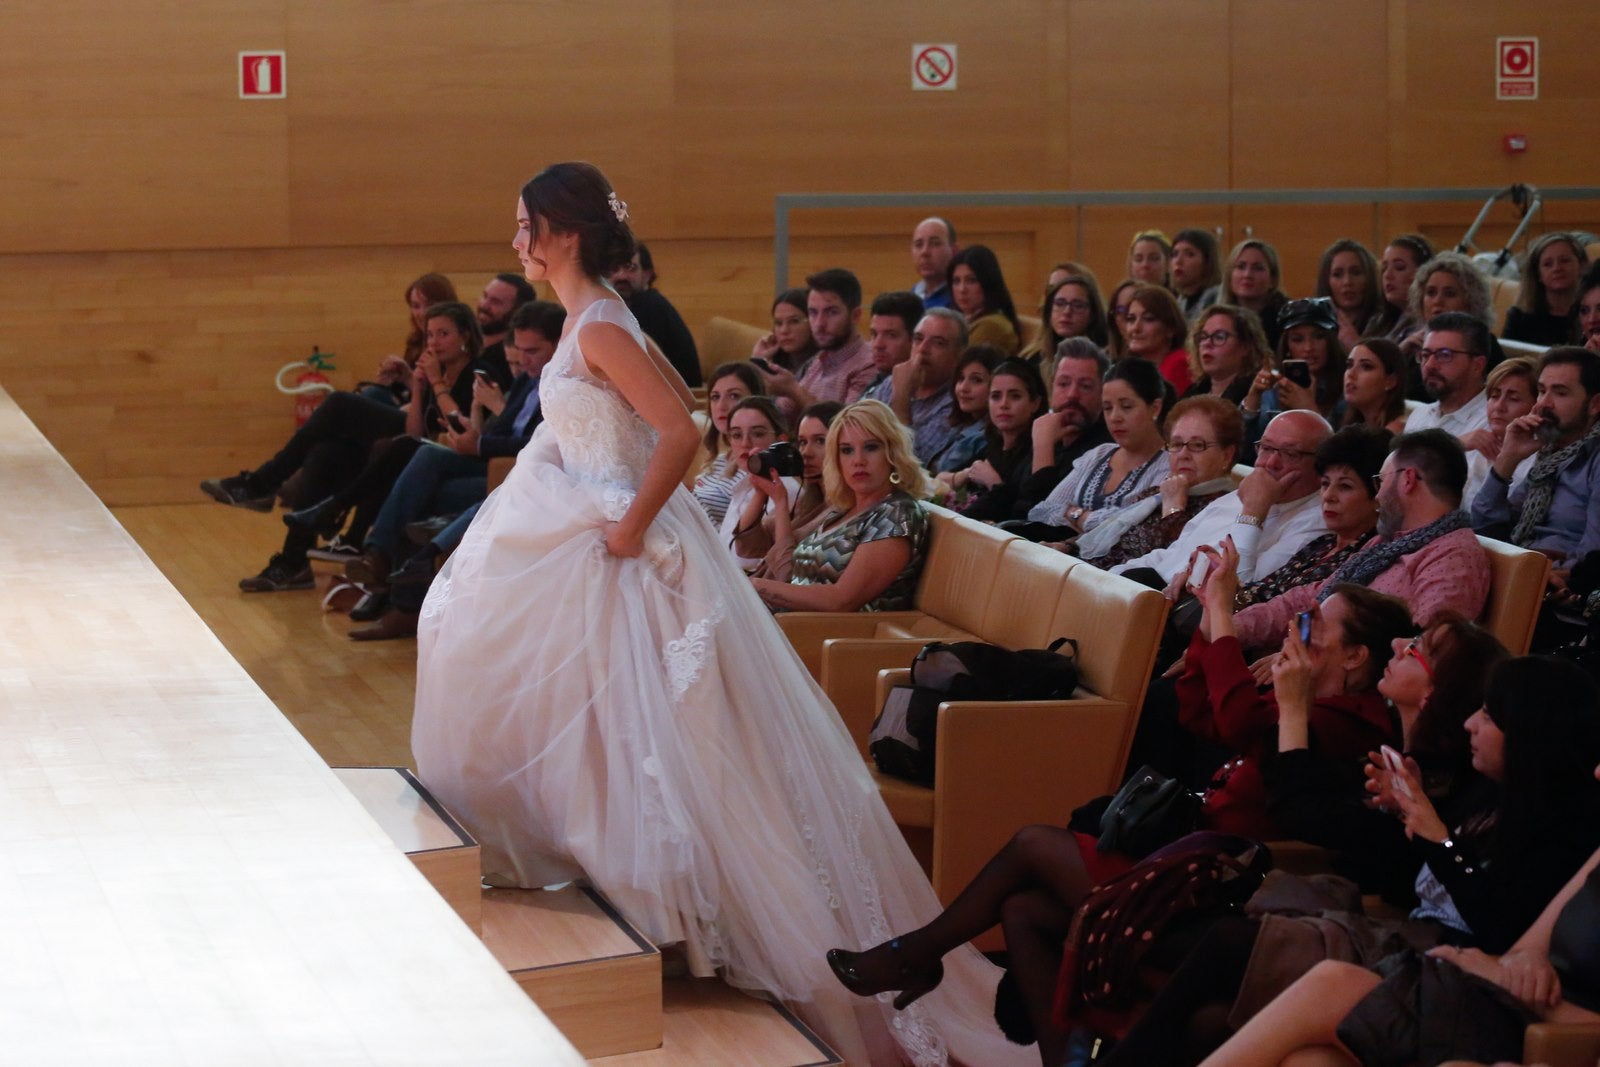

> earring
[889,470,903,485]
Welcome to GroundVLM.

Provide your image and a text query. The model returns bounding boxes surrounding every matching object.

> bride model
[411,162,1031,1067]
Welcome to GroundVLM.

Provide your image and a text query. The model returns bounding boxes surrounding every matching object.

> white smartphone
[1380,744,1413,800]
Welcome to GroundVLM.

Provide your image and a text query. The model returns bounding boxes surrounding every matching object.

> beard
[1421,375,1449,402]
[478,311,511,336]
[1376,493,1404,539]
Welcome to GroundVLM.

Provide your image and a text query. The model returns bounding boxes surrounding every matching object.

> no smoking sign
[1496,37,1538,100]
[912,43,957,92]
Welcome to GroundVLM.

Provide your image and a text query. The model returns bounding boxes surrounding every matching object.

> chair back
[1477,535,1549,655]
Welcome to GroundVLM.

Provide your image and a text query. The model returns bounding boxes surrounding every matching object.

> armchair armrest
[931,695,1134,906]
[776,611,924,679]
[819,638,932,756]
[1525,1021,1600,1066]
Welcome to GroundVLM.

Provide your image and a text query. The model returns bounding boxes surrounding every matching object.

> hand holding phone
[445,410,468,433]
[1380,745,1413,800]
[1281,359,1313,389]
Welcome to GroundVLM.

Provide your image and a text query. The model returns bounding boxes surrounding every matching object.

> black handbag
[1095,765,1203,858]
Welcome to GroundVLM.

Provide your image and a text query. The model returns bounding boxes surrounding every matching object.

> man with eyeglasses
[1473,346,1600,575]
[1404,311,1493,498]
[1232,428,1489,651]
[1014,338,1115,518]
[1113,410,1332,584]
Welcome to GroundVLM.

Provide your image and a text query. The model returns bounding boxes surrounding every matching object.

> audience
[1026,357,1169,533]
[1113,410,1332,584]
[1123,283,1192,393]
[1221,239,1289,348]
[1105,278,1139,359]
[910,217,957,310]
[860,291,924,395]
[1014,338,1115,518]
[1405,310,1493,499]
[732,401,842,580]
[1372,232,1435,340]
[693,361,765,525]
[1315,239,1383,348]
[473,272,537,389]
[1241,299,1347,456]
[948,244,1022,357]
[867,308,965,467]
[940,358,1048,520]
[1018,273,1110,367]
[926,345,999,473]
[750,400,931,612]
[610,241,702,386]
[1186,303,1270,404]
[366,272,459,406]
[1400,251,1498,370]
[1460,355,1539,480]
[750,288,816,374]
[1126,229,1172,287]
[758,268,876,407]
[1503,231,1589,346]
[1578,260,1600,352]
[716,396,798,571]
[1170,228,1223,322]
[1340,336,1412,434]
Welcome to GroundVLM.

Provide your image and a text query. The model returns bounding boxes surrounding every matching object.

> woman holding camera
[716,397,799,571]
[749,399,931,613]
[730,401,841,579]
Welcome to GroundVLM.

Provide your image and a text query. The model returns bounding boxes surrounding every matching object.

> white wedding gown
[413,299,1033,1067]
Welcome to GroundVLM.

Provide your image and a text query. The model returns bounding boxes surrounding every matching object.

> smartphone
[1281,360,1313,389]
[1295,610,1313,643]
[750,357,775,373]
[445,410,468,433]
[1379,744,1413,799]
[473,368,489,381]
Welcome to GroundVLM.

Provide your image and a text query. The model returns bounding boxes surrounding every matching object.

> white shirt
[718,475,803,572]
[1405,388,1491,503]
[1110,488,1328,583]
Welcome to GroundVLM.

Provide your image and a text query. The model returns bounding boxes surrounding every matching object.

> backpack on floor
[868,638,1081,785]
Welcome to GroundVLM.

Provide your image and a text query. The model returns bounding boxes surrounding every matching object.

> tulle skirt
[413,445,1033,1067]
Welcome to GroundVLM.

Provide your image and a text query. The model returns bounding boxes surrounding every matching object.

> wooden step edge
[589,976,841,1067]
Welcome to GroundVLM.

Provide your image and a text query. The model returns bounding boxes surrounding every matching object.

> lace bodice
[540,299,660,490]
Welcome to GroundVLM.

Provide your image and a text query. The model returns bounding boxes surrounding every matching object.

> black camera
[748,441,803,479]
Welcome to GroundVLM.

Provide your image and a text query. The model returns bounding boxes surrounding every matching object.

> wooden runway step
[481,885,663,1059]
[591,977,840,1067]
[332,766,482,933]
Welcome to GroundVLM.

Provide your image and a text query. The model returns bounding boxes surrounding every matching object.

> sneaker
[200,472,274,512]
[307,535,363,564]
[239,554,315,592]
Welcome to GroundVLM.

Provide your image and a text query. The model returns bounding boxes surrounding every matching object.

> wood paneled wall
[2,0,1597,503]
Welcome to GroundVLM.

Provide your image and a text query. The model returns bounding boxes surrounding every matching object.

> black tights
[1099,914,1259,1067]
[895,825,1096,1066]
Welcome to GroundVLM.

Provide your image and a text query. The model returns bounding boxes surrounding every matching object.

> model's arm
[579,321,700,556]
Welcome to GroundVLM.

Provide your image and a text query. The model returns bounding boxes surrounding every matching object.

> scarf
[1510,423,1600,546]
[1316,509,1471,599]
[1076,475,1236,561]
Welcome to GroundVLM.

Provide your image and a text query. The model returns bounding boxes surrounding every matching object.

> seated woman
[691,361,766,526]
[1127,229,1172,288]
[926,346,998,474]
[749,399,931,613]
[1026,358,1170,535]
[231,301,491,592]
[1018,274,1110,371]
[1171,228,1224,323]
[1340,336,1413,435]
[1066,395,1242,570]
[730,401,842,580]
[1222,239,1290,349]
[1123,283,1193,394]
[1371,233,1435,341]
[1579,260,1600,353]
[938,358,1048,521]
[949,244,1023,357]
[360,271,459,407]
[1105,279,1139,360]
[1316,239,1383,350]
[716,397,798,572]
[825,567,1413,1067]
[1503,231,1589,347]
[1399,252,1499,372]
[1183,304,1271,404]
[749,287,816,374]
[1241,298,1347,455]
[1189,655,1600,1067]
[1461,355,1538,482]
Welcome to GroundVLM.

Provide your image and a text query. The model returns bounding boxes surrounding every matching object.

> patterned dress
[790,492,930,611]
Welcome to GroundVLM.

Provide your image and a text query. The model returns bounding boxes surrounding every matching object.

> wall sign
[239,51,286,99]
[912,44,957,92]
[1496,37,1537,100]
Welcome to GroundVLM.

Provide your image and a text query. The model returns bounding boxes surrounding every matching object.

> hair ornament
[608,191,629,223]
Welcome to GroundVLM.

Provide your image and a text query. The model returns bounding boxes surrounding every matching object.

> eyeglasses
[1194,330,1235,346]
[1415,347,1480,366]
[1052,298,1091,313]
[1401,635,1434,680]
[1371,466,1414,493]
[1165,438,1221,453]
[1255,442,1314,463]
[1110,303,1131,317]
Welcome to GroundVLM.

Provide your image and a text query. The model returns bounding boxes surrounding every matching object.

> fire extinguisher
[275,346,337,427]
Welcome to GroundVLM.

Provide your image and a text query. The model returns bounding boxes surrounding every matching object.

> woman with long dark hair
[949,243,1023,357]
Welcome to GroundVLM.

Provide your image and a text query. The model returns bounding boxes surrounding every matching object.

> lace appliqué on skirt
[664,600,726,702]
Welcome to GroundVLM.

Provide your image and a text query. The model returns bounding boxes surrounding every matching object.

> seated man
[1015,337,1115,518]
[611,241,701,386]
[910,217,957,310]
[758,268,877,407]
[1113,410,1333,584]
[867,307,964,466]
[1235,428,1489,650]
[1405,310,1492,499]
[860,290,922,393]
[474,272,538,389]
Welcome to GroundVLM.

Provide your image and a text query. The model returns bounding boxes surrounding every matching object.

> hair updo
[520,161,638,278]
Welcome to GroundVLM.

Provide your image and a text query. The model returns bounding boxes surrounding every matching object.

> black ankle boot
[283,495,346,535]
